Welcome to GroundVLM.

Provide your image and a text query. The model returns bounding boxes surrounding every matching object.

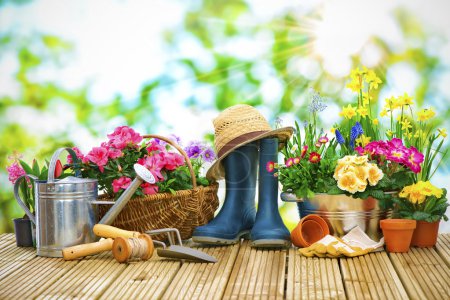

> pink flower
[112,176,132,193]
[293,157,300,164]
[162,152,185,170]
[301,146,308,158]
[386,149,408,164]
[138,154,165,181]
[108,148,123,159]
[318,136,329,144]
[86,147,109,172]
[141,182,159,195]
[309,152,321,163]
[146,140,165,153]
[285,158,294,167]
[6,162,26,184]
[67,147,89,164]
[266,161,275,172]
[107,126,143,150]
[405,147,424,173]
[355,146,365,155]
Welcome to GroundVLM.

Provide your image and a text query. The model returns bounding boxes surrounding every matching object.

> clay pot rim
[380,219,416,230]
[296,214,330,247]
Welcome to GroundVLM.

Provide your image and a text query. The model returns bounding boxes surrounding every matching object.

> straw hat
[206,104,294,180]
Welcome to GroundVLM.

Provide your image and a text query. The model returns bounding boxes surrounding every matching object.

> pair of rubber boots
[192,138,290,248]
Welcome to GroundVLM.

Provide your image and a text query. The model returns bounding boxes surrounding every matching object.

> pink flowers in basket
[68,126,214,198]
[355,138,424,173]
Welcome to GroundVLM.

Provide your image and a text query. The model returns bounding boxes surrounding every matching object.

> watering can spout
[99,164,156,225]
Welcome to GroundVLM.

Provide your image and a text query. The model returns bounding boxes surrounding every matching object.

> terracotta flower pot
[380,219,416,253]
[291,214,330,248]
[411,221,440,248]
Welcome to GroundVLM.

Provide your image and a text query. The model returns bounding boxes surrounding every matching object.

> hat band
[217,130,268,158]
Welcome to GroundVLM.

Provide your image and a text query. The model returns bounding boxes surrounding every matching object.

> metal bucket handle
[14,174,38,224]
[48,147,81,183]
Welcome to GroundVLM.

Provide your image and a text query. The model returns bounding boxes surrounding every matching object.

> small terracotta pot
[291,214,330,248]
[380,219,416,253]
[411,221,440,248]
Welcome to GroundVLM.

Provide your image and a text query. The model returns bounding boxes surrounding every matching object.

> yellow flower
[437,128,447,138]
[367,164,383,186]
[354,165,369,182]
[330,127,336,134]
[401,119,412,131]
[409,190,426,204]
[346,77,363,92]
[386,130,393,137]
[362,92,371,106]
[357,106,369,118]
[339,104,357,119]
[372,118,379,125]
[356,134,371,147]
[353,155,368,165]
[418,181,443,198]
[399,186,411,198]
[365,70,382,90]
[417,108,436,121]
[380,109,388,117]
[398,92,413,106]
[337,172,365,194]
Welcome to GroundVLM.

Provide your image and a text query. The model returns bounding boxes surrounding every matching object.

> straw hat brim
[206,126,294,180]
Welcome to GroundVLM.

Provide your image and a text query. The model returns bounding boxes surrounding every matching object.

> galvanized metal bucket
[14,148,99,257]
[281,192,392,240]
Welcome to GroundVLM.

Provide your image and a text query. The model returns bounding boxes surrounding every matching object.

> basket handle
[142,134,197,189]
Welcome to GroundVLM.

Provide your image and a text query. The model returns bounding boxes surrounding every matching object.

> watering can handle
[13,174,38,224]
[48,147,81,182]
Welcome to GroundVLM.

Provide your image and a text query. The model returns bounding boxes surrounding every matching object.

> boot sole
[251,239,291,249]
[192,231,251,245]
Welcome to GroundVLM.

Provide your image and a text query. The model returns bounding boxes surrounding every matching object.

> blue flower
[350,122,364,148]
[335,129,345,144]
[308,88,327,113]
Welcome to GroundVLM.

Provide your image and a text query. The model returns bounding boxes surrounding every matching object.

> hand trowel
[146,228,217,263]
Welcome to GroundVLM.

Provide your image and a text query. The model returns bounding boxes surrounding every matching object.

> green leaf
[19,160,33,175]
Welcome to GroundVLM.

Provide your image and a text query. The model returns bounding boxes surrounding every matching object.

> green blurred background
[1,0,449,233]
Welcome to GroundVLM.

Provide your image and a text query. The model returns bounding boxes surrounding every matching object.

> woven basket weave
[97,134,219,240]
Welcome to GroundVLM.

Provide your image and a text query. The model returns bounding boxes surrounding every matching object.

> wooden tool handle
[62,238,113,260]
[93,224,140,239]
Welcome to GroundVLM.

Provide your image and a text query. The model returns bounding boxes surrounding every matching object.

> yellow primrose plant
[393,181,448,222]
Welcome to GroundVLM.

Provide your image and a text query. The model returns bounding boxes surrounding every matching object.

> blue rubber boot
[251,138,291,248]
[192,142,258,245]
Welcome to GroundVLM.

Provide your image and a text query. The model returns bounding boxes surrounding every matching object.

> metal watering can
[14,147,155,258]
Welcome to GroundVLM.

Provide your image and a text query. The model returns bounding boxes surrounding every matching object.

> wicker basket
[97,134,219,240]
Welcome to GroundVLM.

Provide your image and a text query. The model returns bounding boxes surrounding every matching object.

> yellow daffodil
[355,134,371,147]
[401,119,412,131]
[330,127,336,134]
[380,109,388,117]
[362,92,371,106]
[386,130,393,137]
[357,106,369,118]
[398,92,413,106]
[417,108,436,121]
[346,77,363,92]
[437,128,447,138]
[366,70,382,90]
[339,104,357,119]
[372,118,379,125]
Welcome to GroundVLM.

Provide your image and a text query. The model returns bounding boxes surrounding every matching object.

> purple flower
[335,129,345,144]
[155,134,182,147]
[201,147,216,162]
[184,141,203,159]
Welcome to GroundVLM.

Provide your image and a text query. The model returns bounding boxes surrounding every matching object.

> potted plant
[65,127,217,239]
[7,157,63,247]
[393,181,448,247]
[278,67,447,240]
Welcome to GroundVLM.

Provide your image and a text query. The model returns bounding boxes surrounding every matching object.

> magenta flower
[107,126,142,150]
[266,161,275,172]
[318,136,329,144]
[285,158,294,167]
[386,149,408,163]
[112,176,132,193]
[6,162,26,184]
[67,147,88,164]
[301,145,308,158]
[86,147,109,172]
[137,154,165,181]
[162,152,185,170]
[108,148,123,159]
[405,147,424,173]
[141,182,159,195]
[293,157,300,164]
[146,140,165,153]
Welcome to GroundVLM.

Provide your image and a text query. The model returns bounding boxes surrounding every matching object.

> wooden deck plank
[223,243,286,299]
[436,233,450,267]
[287,249,345,300]
[389,245,450,300]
